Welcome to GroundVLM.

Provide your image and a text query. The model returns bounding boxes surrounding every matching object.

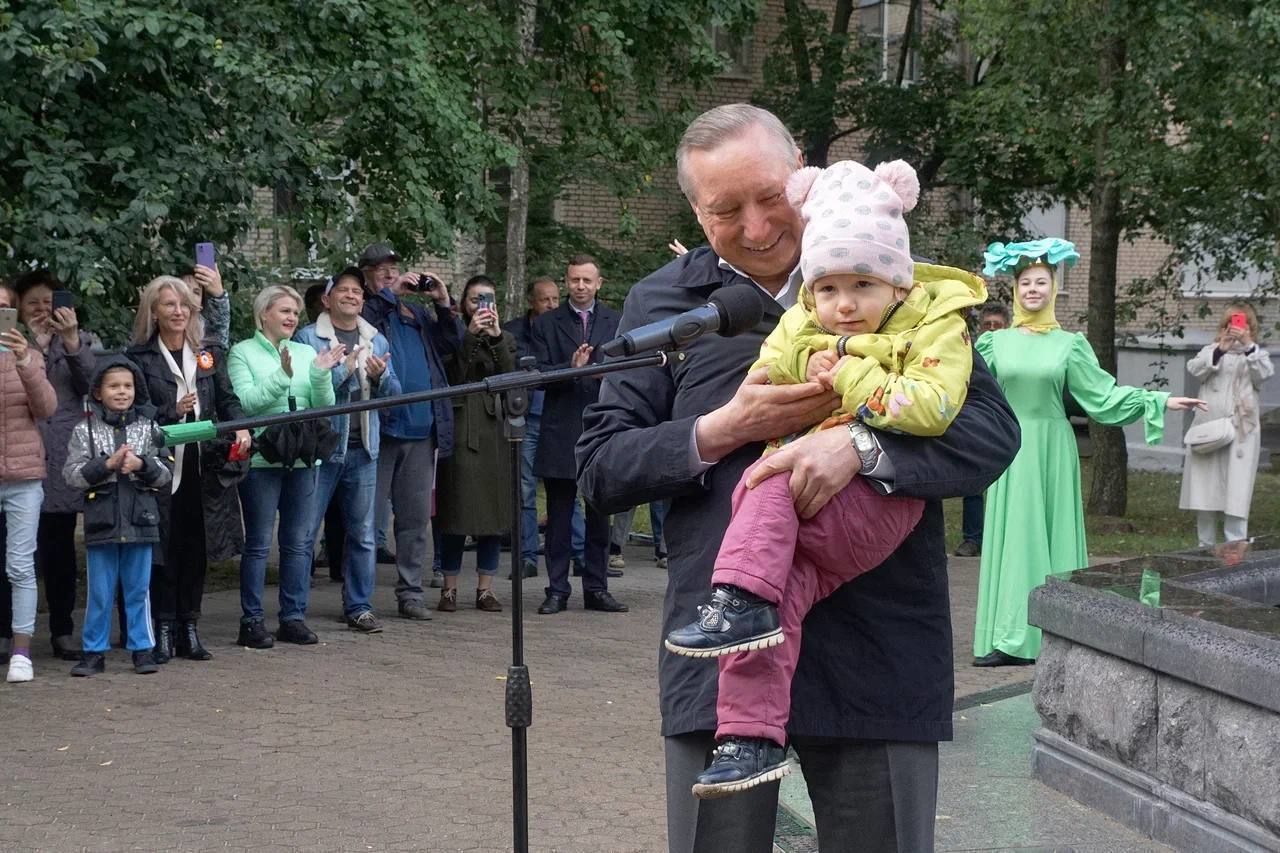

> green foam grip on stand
[161,420,219,447]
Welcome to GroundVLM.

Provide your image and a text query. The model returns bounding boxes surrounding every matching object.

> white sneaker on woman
[6,654,33,683]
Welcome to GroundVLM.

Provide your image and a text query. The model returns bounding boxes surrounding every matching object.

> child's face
[1015,264,1054,312]
[811,274,906,334]
[95,368,136,412]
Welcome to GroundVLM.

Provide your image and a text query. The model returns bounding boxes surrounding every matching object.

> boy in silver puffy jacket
[63,356,172,676]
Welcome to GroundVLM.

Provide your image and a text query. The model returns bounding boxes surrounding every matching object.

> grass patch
[942,458,1280,558]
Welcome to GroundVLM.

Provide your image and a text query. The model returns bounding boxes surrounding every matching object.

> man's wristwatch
[846,422,881,473]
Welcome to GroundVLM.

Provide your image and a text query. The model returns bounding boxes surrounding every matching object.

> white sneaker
[6,654,33,683]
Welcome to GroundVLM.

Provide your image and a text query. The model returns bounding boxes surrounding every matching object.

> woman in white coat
[1179,302,1273,546]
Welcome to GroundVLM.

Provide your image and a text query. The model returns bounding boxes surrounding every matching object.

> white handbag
[1183,416,1234,454]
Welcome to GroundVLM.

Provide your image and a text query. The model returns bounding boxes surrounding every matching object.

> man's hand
[694,368,839,464]
[745,426,862,519]
[805,350,839,383]
[365,351,388,382]
[570,343,593,368]
[193,264,224,298]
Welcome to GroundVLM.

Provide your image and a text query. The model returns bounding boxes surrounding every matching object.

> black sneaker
[132,650,159,675]
[236,619,275,649]
[692,736,790,799]
[276,620,319,645]
[665,585,782,658]
[70,652,106,677]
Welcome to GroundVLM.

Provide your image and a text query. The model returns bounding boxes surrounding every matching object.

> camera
[410,273,440,293]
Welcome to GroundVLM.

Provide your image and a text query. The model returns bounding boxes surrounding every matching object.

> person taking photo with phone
[356,242,461,620]
[0,271,97,664]
[1179,302,1274,546]
[0,280,58,682]
[432,275,517,612]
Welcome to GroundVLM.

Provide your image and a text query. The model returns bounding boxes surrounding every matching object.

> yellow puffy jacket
[755,263,987,440]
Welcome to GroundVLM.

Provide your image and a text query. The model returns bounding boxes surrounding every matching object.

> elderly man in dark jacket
[578,104,1020,853]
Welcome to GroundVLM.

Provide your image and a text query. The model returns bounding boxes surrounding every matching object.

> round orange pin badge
[197,350,215,370]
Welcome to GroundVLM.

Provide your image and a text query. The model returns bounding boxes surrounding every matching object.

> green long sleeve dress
[972,328,1170,660]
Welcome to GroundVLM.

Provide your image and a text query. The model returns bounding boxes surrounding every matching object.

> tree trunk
[502,0,537,320]
[1086,17,1128,517]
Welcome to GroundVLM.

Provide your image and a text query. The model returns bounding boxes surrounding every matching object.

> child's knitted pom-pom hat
[789,159,919,290]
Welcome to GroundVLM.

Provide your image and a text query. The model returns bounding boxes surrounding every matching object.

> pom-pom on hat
[787,159,920,290]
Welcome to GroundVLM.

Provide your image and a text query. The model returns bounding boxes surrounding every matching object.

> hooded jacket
[62,356,173,546]
[757,262,987,440]
[0,345,57,483]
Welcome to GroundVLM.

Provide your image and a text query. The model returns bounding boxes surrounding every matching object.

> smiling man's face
[685,123,803,289]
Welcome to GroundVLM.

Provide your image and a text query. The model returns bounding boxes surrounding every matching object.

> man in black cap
[358,242,461,620]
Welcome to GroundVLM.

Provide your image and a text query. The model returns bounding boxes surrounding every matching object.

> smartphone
[52,290,75,312]
[1228,312,1248,331]
[476,292,495,311]
[195,242,216,269]
[0,307,16,336]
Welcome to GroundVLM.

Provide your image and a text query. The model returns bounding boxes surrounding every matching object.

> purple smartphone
[195,242,216,269]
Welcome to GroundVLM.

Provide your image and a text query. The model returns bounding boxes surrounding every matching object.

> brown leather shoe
[437,588,458,613]
[476,588,503,612]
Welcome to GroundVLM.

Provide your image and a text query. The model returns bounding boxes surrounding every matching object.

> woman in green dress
[971,239,1205,667]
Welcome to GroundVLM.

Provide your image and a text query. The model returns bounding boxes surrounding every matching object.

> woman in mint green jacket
[228,284,341,650]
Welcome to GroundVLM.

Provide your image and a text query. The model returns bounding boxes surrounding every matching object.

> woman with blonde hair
[228,284,341,648]
[127,276,251,662]
[1179,302,1274,546]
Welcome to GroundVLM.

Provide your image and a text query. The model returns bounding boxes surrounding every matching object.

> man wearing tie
[530,255,628,615]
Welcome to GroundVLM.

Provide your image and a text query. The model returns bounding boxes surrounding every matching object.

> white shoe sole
[664,629,785,658]
[691,762,791,799]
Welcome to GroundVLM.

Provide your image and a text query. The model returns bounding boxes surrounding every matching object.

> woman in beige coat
[1179,302,1274,546]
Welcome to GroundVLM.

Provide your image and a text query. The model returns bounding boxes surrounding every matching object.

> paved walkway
[0,547,1109,852]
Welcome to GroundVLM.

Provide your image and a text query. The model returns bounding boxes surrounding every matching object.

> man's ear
[321,292,332,312]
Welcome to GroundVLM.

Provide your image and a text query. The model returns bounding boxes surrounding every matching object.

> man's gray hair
[676,103,800,204]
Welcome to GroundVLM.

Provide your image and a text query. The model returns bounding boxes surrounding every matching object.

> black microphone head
[709,283,765,338]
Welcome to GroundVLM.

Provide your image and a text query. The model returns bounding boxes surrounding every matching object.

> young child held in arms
[64,356,173,676]
[665,159,986,798]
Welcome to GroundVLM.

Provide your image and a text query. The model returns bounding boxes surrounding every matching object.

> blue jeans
[961,493,984,545]
[0,480,42,636]
[313,449,377,618]
[239,467,317,624]
[520,411,584,565]
[84,543,153,653]
[440,534,501,577]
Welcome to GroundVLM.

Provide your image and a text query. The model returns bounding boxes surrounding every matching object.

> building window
[1021,202,1067,240]
[1180,255,1268,298]
[858,0,922,84]
[709,21,752,78]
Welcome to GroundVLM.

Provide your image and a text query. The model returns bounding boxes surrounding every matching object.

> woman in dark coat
[0,271,97,660]
[433,275,517,613]
[126,275,251,662]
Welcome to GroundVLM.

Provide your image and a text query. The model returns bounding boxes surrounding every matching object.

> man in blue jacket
[295,267,401,633]
[358,243,461,621]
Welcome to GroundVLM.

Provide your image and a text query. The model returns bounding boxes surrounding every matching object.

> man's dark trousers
[543,477,609,598]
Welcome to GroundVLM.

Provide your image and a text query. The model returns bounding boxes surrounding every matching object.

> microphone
[600,283,765,357]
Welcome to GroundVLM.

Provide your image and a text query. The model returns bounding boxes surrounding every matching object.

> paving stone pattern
[0,549,1027,852]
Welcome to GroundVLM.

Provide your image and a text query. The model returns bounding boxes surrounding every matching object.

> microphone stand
[160,350,679,853]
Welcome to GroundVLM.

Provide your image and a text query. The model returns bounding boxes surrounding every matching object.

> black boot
[154,621,175,664]
[176,620,212,661]
[692,736,791,799]
[665,585,782,658]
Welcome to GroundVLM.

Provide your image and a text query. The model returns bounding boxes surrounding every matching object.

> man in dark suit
[530,255,628,615]
[577,105,1020,853]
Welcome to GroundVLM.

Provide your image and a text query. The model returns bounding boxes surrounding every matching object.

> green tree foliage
[953,0,1280,515]
[0,1,511,343]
